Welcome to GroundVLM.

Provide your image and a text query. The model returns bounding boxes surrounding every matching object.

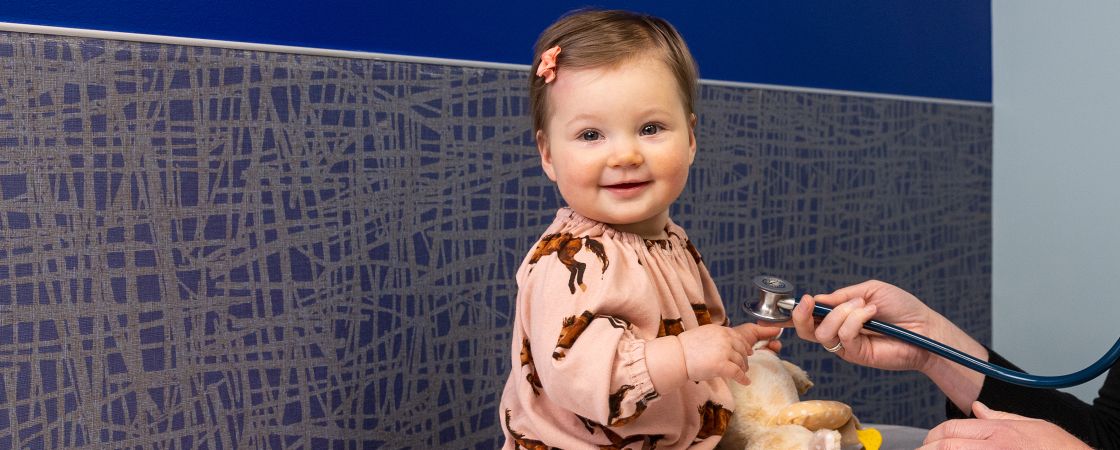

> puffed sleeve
[518,232,669,427]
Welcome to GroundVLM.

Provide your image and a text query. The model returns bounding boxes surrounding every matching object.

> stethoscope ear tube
[748,275,1120,389]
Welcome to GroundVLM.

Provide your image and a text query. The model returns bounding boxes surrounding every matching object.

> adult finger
[972,401,1032,421]
[836,301,877,345]
[791,295,820,342]
[923,419,995,445]
[915,438,982,450]
[813,281,876,307]
[814,297,865,349]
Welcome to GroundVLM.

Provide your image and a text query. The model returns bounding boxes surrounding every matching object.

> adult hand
[785,280,991,412]
[919,401,1091,449]
[789,280,951,373]
[784,280,994,414]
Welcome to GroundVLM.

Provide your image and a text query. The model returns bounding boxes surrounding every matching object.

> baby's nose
[607,140,644,167]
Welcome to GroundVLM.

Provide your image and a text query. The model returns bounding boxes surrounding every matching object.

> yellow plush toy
[717,346,880,450]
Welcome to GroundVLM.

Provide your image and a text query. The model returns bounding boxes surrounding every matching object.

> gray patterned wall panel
[0,31,991,449]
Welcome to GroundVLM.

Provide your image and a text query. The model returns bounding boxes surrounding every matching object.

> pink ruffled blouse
[500,208,735,449]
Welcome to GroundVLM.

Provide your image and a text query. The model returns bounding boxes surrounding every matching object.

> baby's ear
[687,113,697,165]
[536,130,557,182]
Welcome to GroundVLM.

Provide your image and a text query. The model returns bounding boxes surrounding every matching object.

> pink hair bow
[536,46,561,84]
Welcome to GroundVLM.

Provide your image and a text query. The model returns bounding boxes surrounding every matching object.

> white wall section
[993,0,1120,401]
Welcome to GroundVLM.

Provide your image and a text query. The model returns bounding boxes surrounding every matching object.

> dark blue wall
[0,0,991,101]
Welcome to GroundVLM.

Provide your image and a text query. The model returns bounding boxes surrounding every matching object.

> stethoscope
[746,275,1120,388]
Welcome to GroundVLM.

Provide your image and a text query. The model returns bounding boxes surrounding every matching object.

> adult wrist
[918,313,989,412]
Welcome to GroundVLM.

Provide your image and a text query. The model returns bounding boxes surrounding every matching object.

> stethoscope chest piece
[748,275,796,322]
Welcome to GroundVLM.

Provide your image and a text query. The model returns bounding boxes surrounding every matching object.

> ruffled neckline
[553,208,688,250]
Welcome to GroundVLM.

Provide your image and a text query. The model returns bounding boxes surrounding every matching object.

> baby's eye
[640,124,662,136]
[579,130,601,141]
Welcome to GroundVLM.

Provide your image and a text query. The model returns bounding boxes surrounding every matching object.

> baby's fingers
[731,351,747,374]
[734,322,781,346]
[726,360,749,385]
[726,328,749,356]
[752,324,783,342]
[765,339,782,353]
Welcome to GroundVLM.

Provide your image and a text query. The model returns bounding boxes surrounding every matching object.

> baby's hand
[677,324,753,385]
[734,322,783,353]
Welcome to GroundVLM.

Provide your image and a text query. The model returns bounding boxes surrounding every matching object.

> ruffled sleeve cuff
[643,335,689,396]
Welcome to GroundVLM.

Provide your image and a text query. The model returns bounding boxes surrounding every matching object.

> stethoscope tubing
[803,300,1120,389]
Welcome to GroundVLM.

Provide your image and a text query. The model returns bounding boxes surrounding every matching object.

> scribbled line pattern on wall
[0,31,990,448]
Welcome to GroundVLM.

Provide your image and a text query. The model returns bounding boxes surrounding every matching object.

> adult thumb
[971,401,1030,420]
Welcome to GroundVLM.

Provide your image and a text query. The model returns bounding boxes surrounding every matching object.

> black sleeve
[945,348,1120,449]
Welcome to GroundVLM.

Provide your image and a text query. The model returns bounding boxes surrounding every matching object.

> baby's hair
[530,9,699,133]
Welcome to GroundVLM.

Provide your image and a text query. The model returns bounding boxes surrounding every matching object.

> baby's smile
[603,181,651,199]
[604,181,649,189]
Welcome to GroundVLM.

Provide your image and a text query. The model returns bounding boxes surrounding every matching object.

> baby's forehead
[548,60,688,104]
[566,48,664,71]
[555,56,677,89]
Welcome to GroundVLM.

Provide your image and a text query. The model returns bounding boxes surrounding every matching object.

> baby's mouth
[605,181,649,189]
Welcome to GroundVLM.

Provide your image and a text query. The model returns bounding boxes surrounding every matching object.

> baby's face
[537,57,696,239]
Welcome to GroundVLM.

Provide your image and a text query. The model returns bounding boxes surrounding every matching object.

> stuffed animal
[717,346,878,450]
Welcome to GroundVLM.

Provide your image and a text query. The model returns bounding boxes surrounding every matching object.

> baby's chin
[600,212,671,239]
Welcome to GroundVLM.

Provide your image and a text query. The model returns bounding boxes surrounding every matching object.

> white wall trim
[703,79,991,107]
[0,21,992,108]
